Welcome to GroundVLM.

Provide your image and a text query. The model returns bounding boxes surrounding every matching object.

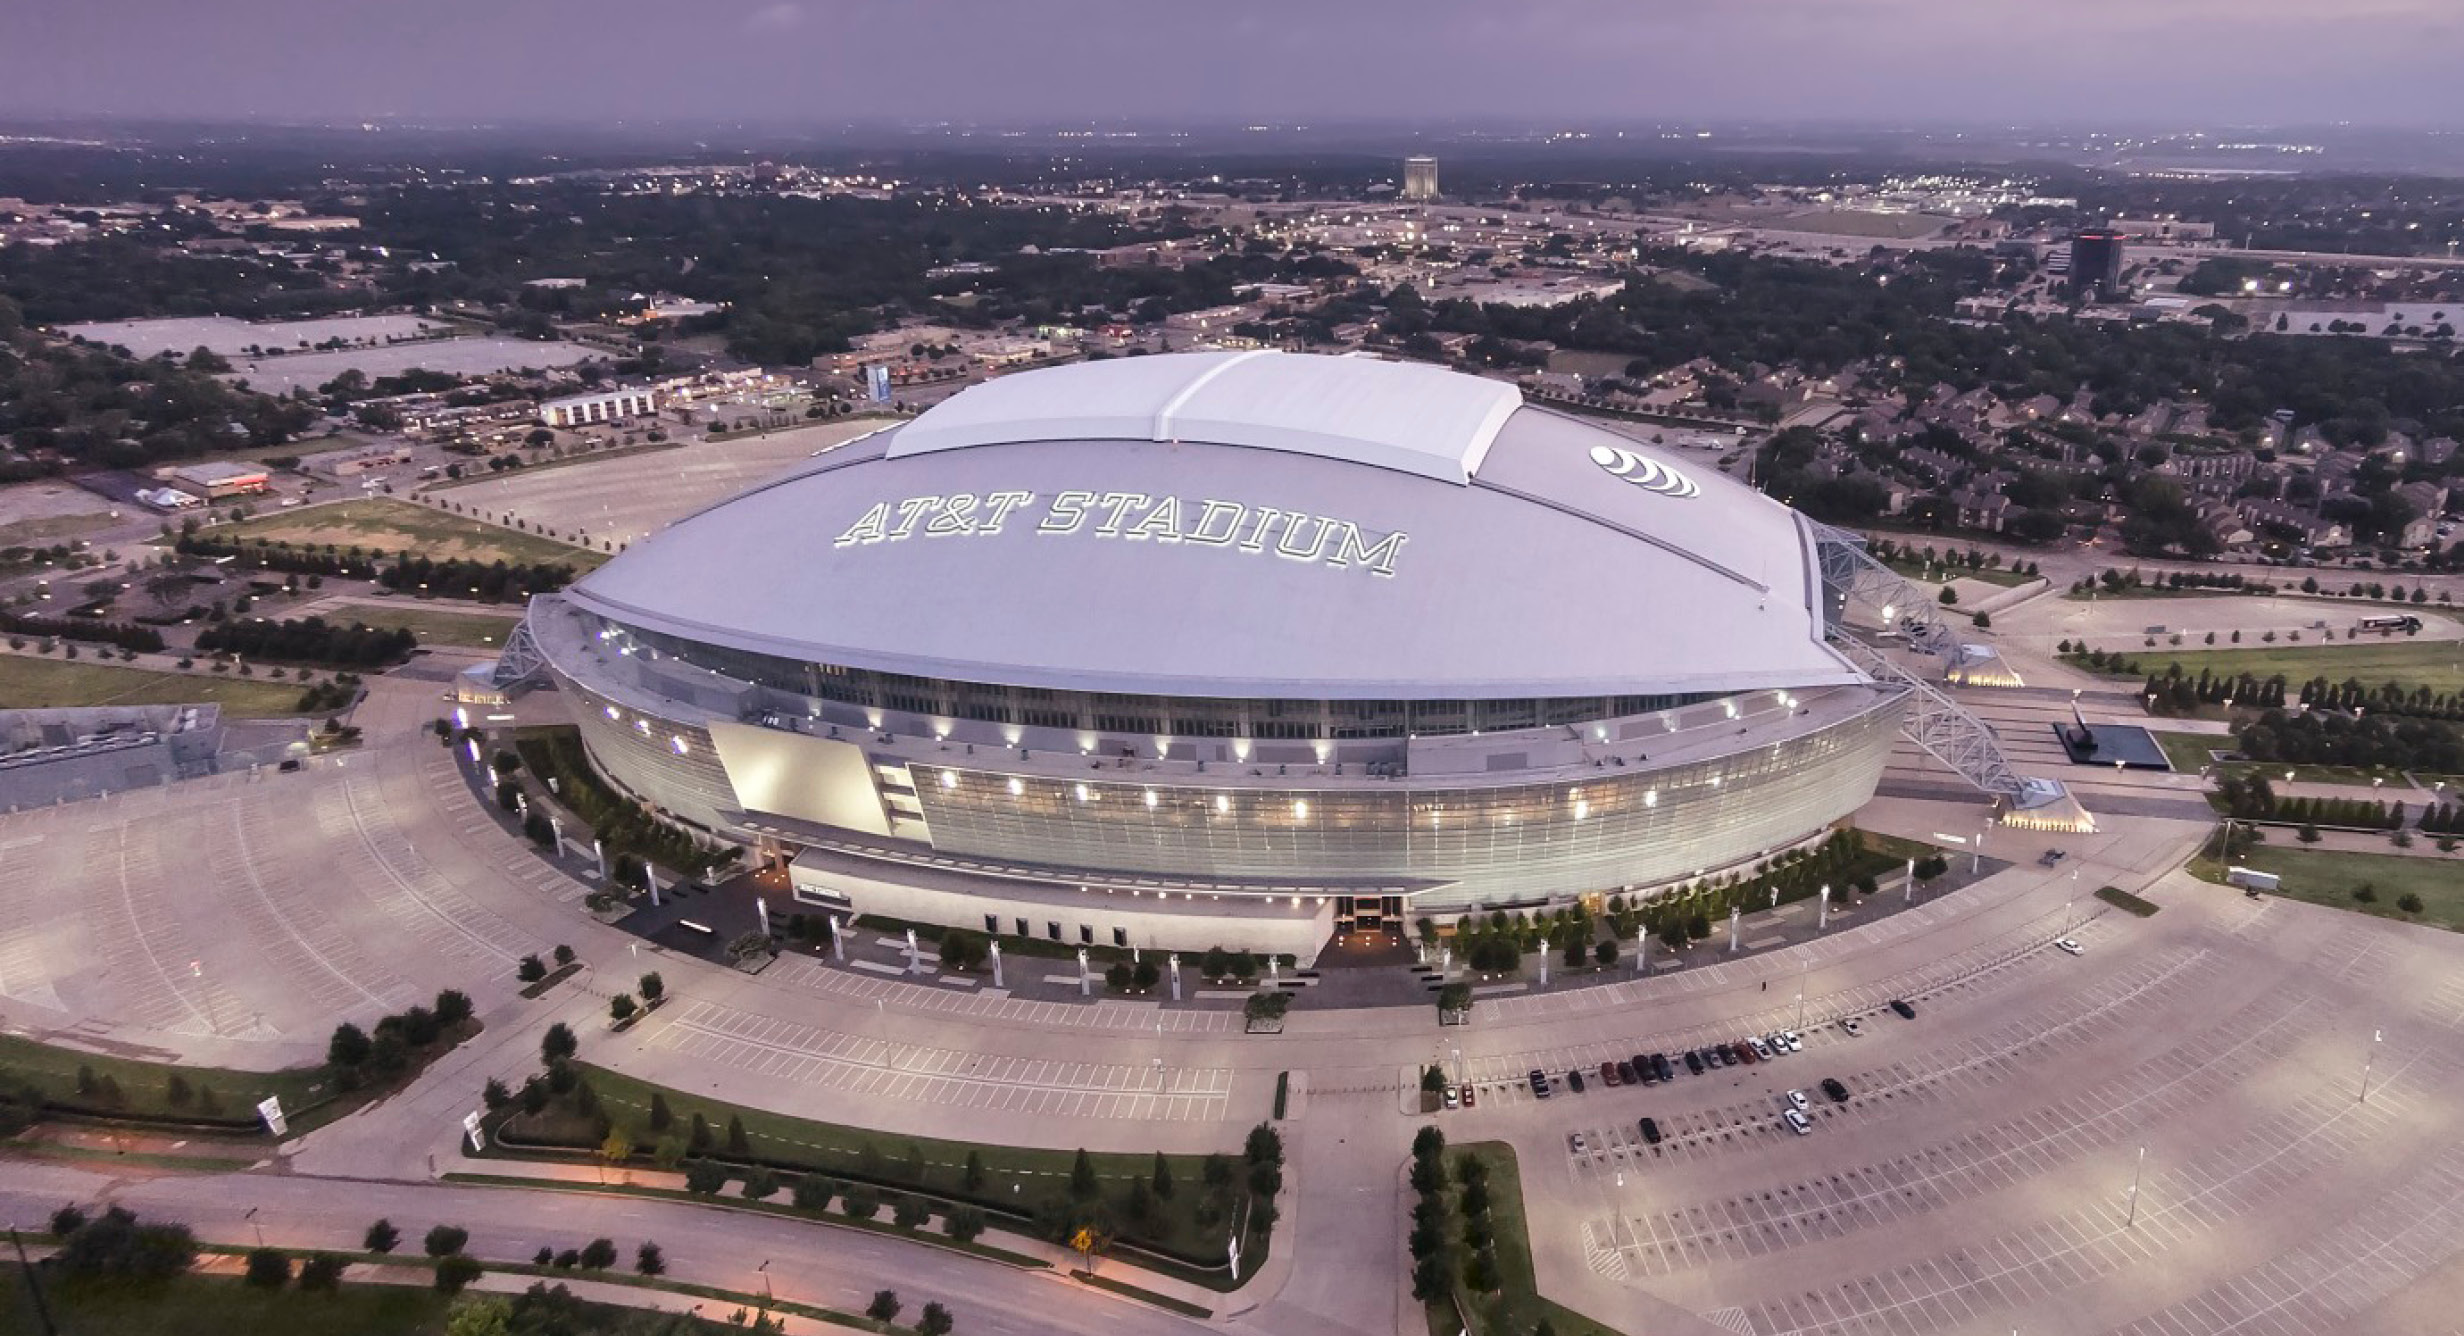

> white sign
[833,490,1408,577]
[258,1095,288,1137]
[463,1110,486,1151]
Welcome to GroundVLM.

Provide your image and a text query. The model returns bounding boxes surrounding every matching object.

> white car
[1778,1030,1803,1053]
[1783,1108,1812,1136]
[2056,938,2085,957]
[1569,1132,1588,1154]
[1748,1036,1774,1060]
[1784,1089,1809,1112]
[1840,1017,1864,1037]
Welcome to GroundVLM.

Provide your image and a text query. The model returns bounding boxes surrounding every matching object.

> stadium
[523,351,1949,958]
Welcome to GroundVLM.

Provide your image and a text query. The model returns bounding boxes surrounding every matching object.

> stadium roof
[568,352,1869,701]
[889,349,1522,485]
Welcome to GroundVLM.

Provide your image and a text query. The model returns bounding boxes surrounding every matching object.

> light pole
[244,1207,263,1248]
[2360,1028,2383,1102]
[2124,1145,2147,1227]
[757,1258,772,1306]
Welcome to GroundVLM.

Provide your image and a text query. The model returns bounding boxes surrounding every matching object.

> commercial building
[165,461,271,499]
[1403,156,1440,202]
[541,387,661,429]
[526,352,1910,956]
[2069,230,2127,299]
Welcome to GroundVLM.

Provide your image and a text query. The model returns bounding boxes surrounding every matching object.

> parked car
[1528,1069,1551,1099]
[1570,1132,1587,1154]
[1443,1085,1461,1110]
[1889,998,1917,1020]
[1683,1050,1706,1076]
[1600,1061,1620,1087]
[1460,1084,1476,1108]
[1734,1042,1759,1066]
[1820,1077,1850,1103]
[1748,1036,1774,1061]
[1616,1059,1639,1085]
[1784,1089,1809,1112]
[1652,1054,1674,1082]
[1778,1031,1803,1053]
[1632,1054,1656,1086]
[1840,1017,1864,1037]
[1783,1108,1812,1136]
[1567,1068,1586,1093]
[2056,938,2085,956]
[1638,1116,1663,1145]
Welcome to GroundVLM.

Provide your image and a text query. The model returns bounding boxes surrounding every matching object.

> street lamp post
[2124,1145,2147,1227]
[2360,1028,2383,1102]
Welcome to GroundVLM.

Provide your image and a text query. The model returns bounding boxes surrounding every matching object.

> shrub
[433,1254,483,1294]
[867,1291,902,1323]
[422,1224,469,1257]
[297,1253,345,1291]
[579,1237,618,1270]
[364,1219,400,1253]
[636,1241,665,1275]
[791,1175,834,1212]
[2397,892,2425,914]
[683,1159,729,1196]
[244,1247,291,1289]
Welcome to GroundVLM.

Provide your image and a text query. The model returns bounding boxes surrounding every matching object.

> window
[1079,924,1094,945]
[984,914,1000,935]
[1016,917,1031,937]
[1112,927,1128,948]
[1046,921,1062,941]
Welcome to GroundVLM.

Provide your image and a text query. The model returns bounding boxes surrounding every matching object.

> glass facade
[547,605,1906,916]
[906,698,1902,909]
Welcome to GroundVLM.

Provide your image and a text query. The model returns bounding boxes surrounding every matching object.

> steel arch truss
[493,611,549,688]
[1829,634,2025,800]
[1809,521,1958,657]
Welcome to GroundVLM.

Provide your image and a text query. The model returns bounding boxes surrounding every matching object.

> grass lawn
[0,1271,750,1336]
[334,601,521,649]
[0,1032,343,1132]
[2151,730,2412,788]
[498,1063,1260,1273]
[2074,638,2464,696]
[2191,845,2464,933]
[0,653,310,718]
[1434,1143,1621,1336]
[213,498,605,571]
[1880,558,2034,588]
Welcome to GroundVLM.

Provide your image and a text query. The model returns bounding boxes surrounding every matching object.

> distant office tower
[1403,156,1439,202]
[2069,230,2126,299]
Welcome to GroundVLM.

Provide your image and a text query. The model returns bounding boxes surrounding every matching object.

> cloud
[742,2,804,33]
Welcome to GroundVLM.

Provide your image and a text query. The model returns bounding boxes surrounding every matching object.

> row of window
[611,617,1699,739]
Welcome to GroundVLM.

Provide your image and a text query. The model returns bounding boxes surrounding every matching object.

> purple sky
[9,0,2459,128]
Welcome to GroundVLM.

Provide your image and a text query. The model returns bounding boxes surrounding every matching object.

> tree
[938,929,988,971]
[1938,585,1958,606]
[867,1291,903,1323]
[1070,1148,1099,1200]
[893,1195,931,1228]
[610,993,637,1023]
[423,1224,470,1257]
[600,1126,634,1175]
[792,1174,834,1211]
[638,971,665,1004]
[648,1091,673,1133]
[636,1240,667,1275]
[244,1246,291,1288]
[946,1205,987,1243]
[434,1253,484,1294]
[726,1114,751,1156]
[1151,1150,1174,1200]
[918,1302,955,1335]
[579,1237,618,1270]
[517,955,547,984]
[364,1218,400,1253]
[327,1022,372,1069]
[684,1158,729,1195]
[962,1149,987,1192]
[446,1297,514,1336]
[54,1206,195,1280]
[434,989,473,1027]
[541,1022,578,1065]
[2398,892,2425,914]
[553,944,576,967]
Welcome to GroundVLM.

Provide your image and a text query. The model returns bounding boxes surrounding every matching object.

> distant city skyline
[6,0,2460,130]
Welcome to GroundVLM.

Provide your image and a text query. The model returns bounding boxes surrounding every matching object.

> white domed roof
[567,352,1865,701]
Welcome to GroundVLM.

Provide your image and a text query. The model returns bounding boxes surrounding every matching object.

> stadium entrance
[1334,895,1404,933]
